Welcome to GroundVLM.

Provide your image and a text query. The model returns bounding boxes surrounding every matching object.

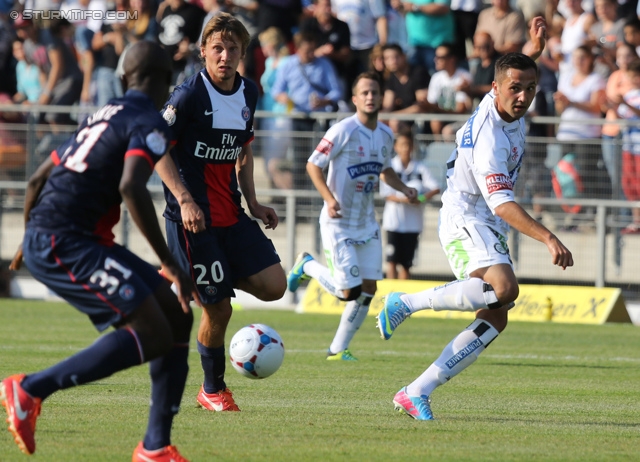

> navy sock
[197,341,226,393]
[21,328,143,400]
[143,343,189,450]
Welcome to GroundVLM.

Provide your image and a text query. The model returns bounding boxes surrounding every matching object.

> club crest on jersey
[381,146,388,157]
[162,105,176,126]
[486,173,513,193]
[241,106,250,121]
[146,129,167,155]
[119,284,135,301]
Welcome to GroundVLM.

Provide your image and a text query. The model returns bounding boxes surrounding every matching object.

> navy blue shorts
[23,228,163,332]
[166,213,281,304]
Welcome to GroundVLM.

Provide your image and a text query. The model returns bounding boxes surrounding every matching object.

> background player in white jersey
[377,18,574,420]
[287,71,417,361]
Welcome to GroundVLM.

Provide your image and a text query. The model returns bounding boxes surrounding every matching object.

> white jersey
[381,156,439,233]
[442,92,525,236]
[308,114,393,232]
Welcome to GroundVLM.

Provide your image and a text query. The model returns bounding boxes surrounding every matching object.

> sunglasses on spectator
[474,45,490,50]
[435,54,451,60]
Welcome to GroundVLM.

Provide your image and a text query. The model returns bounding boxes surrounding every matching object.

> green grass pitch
[1,299,639,461]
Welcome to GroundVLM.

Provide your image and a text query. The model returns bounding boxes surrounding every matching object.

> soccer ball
[229,324,284,379]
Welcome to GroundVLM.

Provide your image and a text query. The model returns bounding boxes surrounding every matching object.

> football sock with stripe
[406,319,499,397]
[400,278,500,313]
[143,343,189,451]
[21,328,144,401]
[328,293,372,354]
[302,259,347,299]
[197,341,226,393]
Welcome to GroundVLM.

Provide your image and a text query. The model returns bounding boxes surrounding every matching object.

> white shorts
[320,221,383,290]
[438,210,513,280]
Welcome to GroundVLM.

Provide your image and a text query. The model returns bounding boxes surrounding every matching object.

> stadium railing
[0,104,638,303]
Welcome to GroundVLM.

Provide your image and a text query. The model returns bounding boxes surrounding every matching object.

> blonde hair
[200,12,251,55]
[258,27,289,57]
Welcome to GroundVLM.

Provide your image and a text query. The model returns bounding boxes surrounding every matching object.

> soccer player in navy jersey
[156,13,287,412]
[1,41,199,462]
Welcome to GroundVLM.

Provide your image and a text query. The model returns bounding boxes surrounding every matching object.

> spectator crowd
[1,0,640,231]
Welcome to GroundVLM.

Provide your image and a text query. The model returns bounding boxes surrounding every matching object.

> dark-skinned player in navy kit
[1,41,199,462]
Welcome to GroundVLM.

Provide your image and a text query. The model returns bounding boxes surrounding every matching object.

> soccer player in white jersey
[287,71,417,361]
[376,17,574,420]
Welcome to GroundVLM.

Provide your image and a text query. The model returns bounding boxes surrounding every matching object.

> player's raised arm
[526,16,547,62]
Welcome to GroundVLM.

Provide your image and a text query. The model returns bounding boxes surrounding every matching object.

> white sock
[303,259,346,299]
[328,293,373,354]
[406,319,499,397]
[400,278,500,313]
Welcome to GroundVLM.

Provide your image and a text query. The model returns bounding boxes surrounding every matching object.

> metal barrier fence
[0,105,639,302]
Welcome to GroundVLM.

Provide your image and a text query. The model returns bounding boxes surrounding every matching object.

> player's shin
[406,319,499,397]
[328,293,372,354]
[197,342,226,393]
[303,259,345,298]
[143,342,189,451]
[20,328,144,400]
[402,278,500,313]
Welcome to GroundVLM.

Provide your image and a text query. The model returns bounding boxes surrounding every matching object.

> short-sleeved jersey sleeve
[471,133,515,212]
[161,83,192,139]
[126,118,172,168]
[308,122,351,169]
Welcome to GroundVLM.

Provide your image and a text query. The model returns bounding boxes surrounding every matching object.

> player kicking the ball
[376,18,573,420]
[287,71,417,361]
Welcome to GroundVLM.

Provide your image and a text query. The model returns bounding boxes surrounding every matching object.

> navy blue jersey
[161,70,259,227]
[28,90,173,244]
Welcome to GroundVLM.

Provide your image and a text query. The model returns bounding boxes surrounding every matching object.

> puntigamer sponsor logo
[461,107,479,147]
[445,338,483,369]
[347,161,383,179]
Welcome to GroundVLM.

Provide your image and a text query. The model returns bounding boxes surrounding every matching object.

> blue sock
[143,343,189,451]
[21,328,143,400]
[197,341,226,393]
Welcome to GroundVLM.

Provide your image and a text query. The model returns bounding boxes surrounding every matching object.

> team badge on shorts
[241,106,251,121]
[162,105,177,126]
[205,286,217,296]
[350,266,360,277]
[494,243,508,255]
[145,129,167,155]
[119,284,135,300]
